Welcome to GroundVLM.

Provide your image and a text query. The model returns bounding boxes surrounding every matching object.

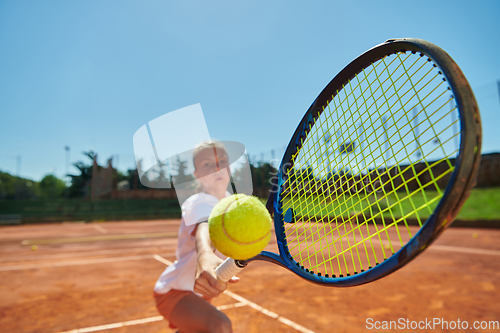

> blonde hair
[192,139,228,193]
[192,139,227,170]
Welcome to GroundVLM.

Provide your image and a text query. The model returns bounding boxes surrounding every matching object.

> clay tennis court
[1,220,499,333]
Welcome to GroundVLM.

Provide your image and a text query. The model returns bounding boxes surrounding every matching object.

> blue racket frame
[242,38,481,287]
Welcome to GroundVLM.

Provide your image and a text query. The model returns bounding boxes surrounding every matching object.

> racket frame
[239,38,484,287]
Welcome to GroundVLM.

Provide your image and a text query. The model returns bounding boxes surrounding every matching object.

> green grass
[386,188,500,220]
[280,187,500,221]
[457,188,500,220]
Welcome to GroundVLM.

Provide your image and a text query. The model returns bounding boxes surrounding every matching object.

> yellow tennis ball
[208,194,272,260]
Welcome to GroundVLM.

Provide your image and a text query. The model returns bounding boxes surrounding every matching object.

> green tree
[117,168,148,190]
[0,171,15,199]
[67,151,96,198]
[39,174,66,199]
[172,157,194,185]
[247,162,278,197]
[0,171,38,200]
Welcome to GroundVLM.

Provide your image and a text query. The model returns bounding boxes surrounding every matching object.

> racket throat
[234,259,247,268]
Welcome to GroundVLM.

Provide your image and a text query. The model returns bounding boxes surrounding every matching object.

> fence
[0,199,181,224]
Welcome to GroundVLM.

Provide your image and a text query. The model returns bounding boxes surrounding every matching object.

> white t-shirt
[154,192,228,294]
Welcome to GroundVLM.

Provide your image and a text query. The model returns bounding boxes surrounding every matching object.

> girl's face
[193,147,230,194]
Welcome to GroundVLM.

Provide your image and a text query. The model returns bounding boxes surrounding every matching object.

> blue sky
[0,0,499,181]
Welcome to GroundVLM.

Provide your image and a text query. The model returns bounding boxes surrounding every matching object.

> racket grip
[215,258,245,283]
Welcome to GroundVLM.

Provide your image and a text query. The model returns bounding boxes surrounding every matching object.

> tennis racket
[216,38,482,286]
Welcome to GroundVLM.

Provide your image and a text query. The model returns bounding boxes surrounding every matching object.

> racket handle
[215,258,245,283]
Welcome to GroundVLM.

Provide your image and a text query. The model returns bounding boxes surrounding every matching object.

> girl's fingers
[194,282,217,298]
[202,271,226,292]
[195,276,213,292]
[195,273,225,298]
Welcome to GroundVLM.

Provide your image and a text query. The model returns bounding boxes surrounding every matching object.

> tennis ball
[208,194,272,260]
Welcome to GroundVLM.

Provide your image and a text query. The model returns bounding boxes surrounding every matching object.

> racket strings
[292,103,458,268]
[286,89,450,235]
[287,59,455,223]
[281,51,459,277]
[286,66,447,234]
[288,118,456,266]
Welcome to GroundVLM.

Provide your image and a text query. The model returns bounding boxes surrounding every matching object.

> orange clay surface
[0,220,499,333]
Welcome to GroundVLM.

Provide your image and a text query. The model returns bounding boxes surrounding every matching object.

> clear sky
[1,0,499,181]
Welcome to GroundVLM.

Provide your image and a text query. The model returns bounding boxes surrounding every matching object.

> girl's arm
[193,222,238,298]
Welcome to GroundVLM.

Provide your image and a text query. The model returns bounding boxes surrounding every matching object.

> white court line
[60,255,315,333]
[430,244,500,256]
[216,301,246,311]
[21,232,177,245]
[57,316,164,333]
[153,254,316,333]
[0,253,174,271]
[224,290,315,333]
[153,254,173,266]
[56,303,248,333]
[0,246,175,263]
[92,224,108,234]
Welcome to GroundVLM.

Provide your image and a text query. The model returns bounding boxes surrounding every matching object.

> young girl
[153,140,238,333]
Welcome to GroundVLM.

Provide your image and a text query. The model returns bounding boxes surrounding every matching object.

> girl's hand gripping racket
[215,38,481,286]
